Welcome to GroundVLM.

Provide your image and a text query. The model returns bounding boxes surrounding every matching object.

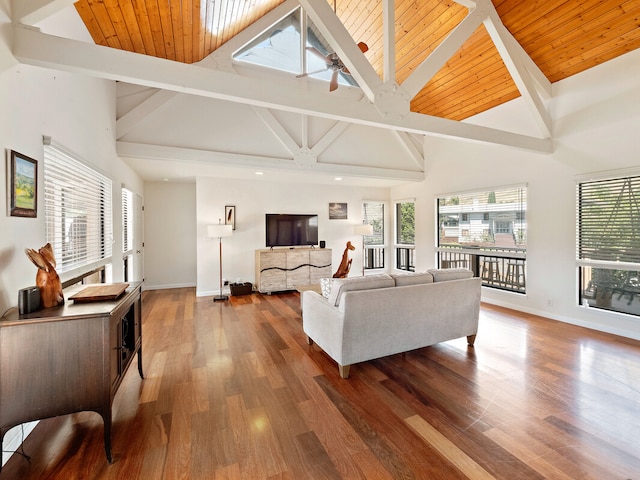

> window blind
[362,201,384,245]
[44,144,113,274]
[122,188,133,254]
[578,176,640,264]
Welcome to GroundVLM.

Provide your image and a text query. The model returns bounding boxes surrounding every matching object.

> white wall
[193,177,389,296]
[392,48,640,340]
[0,60,143,466]
[143,182,197,289]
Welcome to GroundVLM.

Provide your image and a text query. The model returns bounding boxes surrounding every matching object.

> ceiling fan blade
[329,69,339,92]
[296,67,329,78]
[357,42,369,53]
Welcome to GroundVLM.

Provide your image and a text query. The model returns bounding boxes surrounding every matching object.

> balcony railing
[437,246,526,293]
[396,246,415,272]
[364,245,385,270]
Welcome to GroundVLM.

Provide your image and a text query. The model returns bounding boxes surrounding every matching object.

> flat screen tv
[266,214,319,247]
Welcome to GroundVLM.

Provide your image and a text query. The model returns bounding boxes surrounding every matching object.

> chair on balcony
[505,262,525,290]
[481,259,501,285]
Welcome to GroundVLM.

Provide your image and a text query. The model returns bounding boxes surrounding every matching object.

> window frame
[576,170,640,317]
[362,200,385,270]
[394,199,415,272]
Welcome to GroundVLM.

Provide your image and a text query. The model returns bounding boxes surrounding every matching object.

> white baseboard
[142,282,196,291]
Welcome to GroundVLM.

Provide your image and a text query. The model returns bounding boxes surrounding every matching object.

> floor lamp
[207,223,233,301]
[354,224,373,276]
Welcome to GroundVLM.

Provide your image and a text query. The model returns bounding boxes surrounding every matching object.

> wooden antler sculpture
[25,242,64,308]
[333,241,355,278]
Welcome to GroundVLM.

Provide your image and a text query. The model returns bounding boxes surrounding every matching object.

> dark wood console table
[0,281,144,467]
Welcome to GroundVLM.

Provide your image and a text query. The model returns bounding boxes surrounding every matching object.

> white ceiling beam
[296,0,382,102]
[312,121,350,156]
[12,0,76,25]
[13,25,552,153]
[383,0,395,83]
[484,5,552,137]
[116,89,179,140]
[401,6,485,99]
[116,141,425,182]
[252,106,300,154]
[393,131,424,170]
[499,22,551,99]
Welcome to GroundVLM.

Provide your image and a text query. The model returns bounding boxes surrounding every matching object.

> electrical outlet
[223,279,229,286]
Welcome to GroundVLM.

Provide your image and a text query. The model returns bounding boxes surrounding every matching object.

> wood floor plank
[3,288,640,479]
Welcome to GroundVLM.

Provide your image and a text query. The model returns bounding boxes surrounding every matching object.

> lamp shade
[354,224,373,236]
[207,224,233,239]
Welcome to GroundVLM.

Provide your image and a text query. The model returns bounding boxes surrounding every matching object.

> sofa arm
[301,291,347,366]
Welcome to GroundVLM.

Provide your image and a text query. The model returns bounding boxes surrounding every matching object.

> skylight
[233,7,357,89]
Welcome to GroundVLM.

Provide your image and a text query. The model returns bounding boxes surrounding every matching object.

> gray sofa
[302,269,481,378]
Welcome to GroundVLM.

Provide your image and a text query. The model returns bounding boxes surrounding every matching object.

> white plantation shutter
[122,188,134,255]
[44,143,113,274]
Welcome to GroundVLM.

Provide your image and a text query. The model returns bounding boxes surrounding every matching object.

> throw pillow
[320,278,332,298]
[427,268,473,282]
[328,274,395,307]
[391,272,434,286]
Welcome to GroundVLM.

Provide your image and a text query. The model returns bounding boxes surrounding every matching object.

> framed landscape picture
[329,202,348,219]
[8,150,37,218]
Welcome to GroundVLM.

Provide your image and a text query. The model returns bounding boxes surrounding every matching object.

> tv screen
[266,214,319,247]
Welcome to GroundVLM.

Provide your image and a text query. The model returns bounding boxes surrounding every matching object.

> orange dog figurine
[25,243,64,308]
[333,241,355,278]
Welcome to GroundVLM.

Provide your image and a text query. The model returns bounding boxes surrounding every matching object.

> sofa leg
[306,335,313,345]
[467,334,477,346]
[338,364,350,378]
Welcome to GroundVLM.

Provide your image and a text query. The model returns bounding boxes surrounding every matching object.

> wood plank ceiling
[75,0,640,121]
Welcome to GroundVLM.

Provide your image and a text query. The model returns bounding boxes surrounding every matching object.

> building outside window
[577,174,640,317]
[437,185,527,292]
[395,200,415,271]
[362,201,385,270]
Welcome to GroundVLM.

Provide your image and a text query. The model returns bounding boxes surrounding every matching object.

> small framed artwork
[7,150,38,218]
[329,202,348,220]
[225,205,236,230]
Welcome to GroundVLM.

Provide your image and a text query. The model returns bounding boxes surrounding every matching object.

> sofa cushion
[320,278,333,298]
[328,274,395,306]
[428,268,474,282]
[391,271,434,286]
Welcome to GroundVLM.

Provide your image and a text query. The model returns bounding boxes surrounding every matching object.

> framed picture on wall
[329,202,348,219]
[225,205,236,230]
[7,150,37,218]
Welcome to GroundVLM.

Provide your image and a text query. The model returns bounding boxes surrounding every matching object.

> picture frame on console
[329,202,347,220]
[7,149,37,218]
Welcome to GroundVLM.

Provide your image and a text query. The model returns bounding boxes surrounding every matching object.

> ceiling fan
[297,41,369,92]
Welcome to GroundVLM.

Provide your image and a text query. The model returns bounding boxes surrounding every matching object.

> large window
[362,201,384,270]
[578,174,640,316]
[437,185,527,292]
[44,142,113,275]
[395,200,415,271]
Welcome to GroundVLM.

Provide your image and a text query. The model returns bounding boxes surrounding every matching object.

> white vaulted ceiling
[10,0,640,185]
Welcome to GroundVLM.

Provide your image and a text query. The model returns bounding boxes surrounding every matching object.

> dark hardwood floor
[2,288,640,479]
